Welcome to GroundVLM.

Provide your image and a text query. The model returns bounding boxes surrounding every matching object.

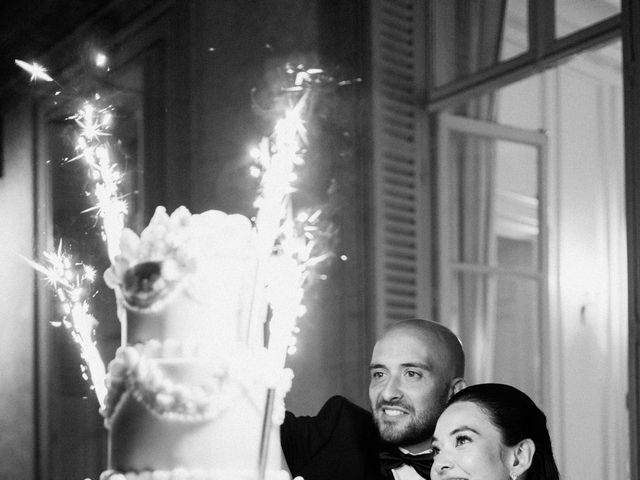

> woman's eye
[455,435,471,447]
[430,446,440,456]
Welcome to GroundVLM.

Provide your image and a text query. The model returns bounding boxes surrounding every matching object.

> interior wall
[497,44,627,479]
[552,51,627,480]
[0,100,36,478]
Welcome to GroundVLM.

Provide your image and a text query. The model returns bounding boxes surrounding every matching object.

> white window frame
[436,113,549,405]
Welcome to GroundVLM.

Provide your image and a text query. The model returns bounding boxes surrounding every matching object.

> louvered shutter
[371,0,429,335]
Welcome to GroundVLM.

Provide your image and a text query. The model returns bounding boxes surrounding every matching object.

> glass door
[437,113,548,404]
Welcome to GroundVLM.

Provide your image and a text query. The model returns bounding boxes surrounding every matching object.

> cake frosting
[99,206,291,480]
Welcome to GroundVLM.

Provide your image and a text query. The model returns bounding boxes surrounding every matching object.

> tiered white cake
[99,207,291,480]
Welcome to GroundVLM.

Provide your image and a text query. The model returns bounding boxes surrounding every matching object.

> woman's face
[430,401,514,480]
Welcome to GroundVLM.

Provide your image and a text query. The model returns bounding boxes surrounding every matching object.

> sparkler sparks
[94,52,108,69]
[15,59,55,82]
[253,65,339,479]
[18,56,126,404]
[68,103,127,262]
[22,246,107,408]
[71,103,112,142]
[252,66,338,367]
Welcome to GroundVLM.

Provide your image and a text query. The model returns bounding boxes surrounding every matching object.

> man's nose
[380,374,403,400]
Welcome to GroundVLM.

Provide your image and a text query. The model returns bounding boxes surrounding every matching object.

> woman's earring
[510,471,518,480]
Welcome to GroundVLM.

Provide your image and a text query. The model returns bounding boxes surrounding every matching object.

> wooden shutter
[371,0,429,335]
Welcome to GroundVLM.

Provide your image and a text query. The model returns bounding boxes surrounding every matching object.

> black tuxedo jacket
[280,395,387,480]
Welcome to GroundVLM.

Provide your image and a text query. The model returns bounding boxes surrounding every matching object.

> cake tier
[104,350,290,475]
[123,256,258,349]
[104,207,263,350]
[109,386,281,472]
[124,281,240,350]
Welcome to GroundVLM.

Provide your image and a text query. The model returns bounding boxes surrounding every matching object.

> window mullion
[451,262,544,281]
[622,0,640,477]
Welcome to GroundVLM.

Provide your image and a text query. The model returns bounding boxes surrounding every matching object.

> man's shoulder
[283,395,374,433]
[317,395,378,438]
[320,395,372,420]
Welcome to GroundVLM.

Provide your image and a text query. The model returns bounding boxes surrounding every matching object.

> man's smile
[377,403,413,418]
[382,407,408,417]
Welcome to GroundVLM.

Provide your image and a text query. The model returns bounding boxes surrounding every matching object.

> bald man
[280,319,466,480]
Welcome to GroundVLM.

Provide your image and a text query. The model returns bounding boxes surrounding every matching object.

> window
[371,0,635,477]
[437,115,546,402]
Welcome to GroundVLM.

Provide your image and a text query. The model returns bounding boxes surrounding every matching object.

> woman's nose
[432,455,453,476]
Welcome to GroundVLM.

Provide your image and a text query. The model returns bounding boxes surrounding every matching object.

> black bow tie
[379,446,434,479]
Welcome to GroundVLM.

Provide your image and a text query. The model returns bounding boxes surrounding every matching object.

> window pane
[432,0,528,88]
[555,0,620,38]
[446,131,540,270]
[502,0,529,60]
[495,141,539,269]
[448,271,541,401]
[493,275,540,396]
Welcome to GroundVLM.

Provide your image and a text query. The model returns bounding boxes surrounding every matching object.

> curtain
[436,0,507,383]
[457,135,497,384]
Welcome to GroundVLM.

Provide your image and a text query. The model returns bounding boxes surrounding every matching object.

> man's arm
[280,395,382,480]
[280,395,348,473]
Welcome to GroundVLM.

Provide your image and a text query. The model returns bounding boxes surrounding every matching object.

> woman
[430,383,560,480]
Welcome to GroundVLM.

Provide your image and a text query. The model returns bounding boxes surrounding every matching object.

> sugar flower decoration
[104,206,255,309]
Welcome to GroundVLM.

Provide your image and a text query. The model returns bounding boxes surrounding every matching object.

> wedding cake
[98,206,291,480]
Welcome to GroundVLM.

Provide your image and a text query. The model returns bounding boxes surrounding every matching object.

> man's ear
[448,377,467,399]
[510,438,535,477]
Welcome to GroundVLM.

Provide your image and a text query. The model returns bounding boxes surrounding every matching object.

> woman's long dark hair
[448,383,560,480]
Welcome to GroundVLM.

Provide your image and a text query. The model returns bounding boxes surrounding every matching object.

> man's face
[368,328,452,452]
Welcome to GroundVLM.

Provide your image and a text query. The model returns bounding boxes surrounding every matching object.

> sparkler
[15,58,127,260]
[253,65,339,479]
[67,102,127,262]
[15,58,126,262]
[15,59,55,83]
[253,64,341,371]
[18,55,127,404]
[22,245,107,408]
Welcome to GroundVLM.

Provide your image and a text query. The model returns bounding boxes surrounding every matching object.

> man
[280,319,466,480]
